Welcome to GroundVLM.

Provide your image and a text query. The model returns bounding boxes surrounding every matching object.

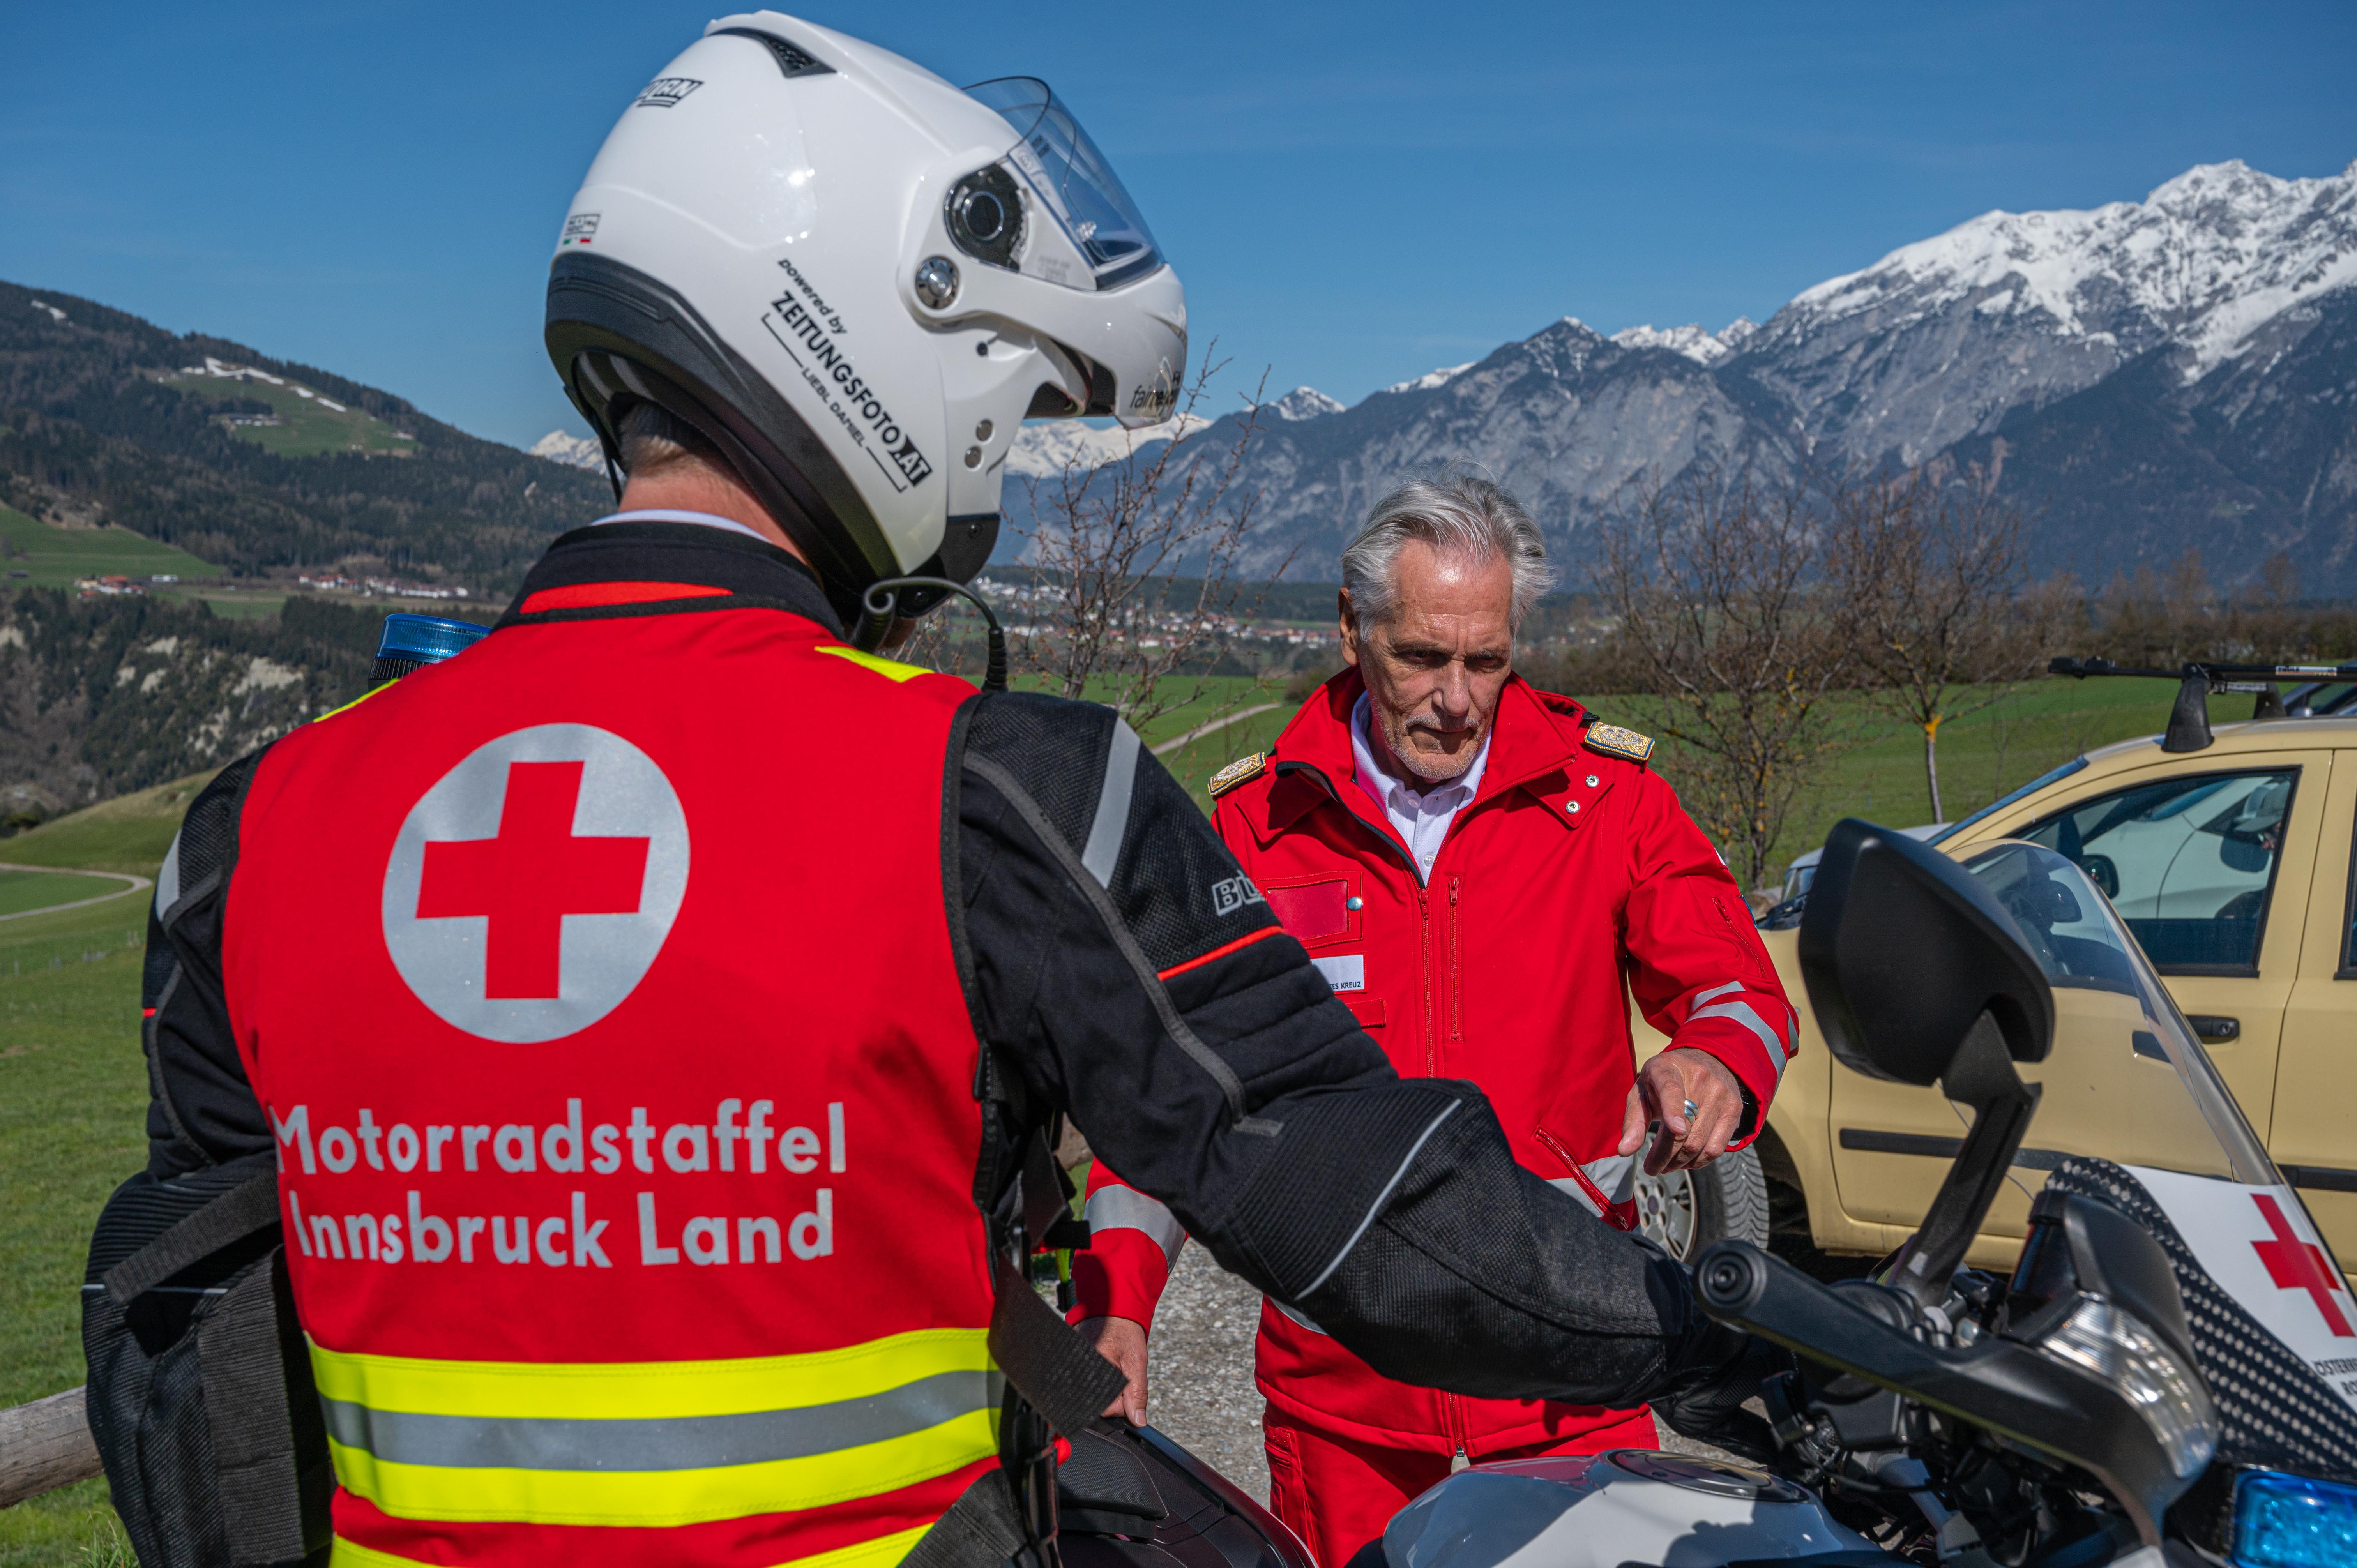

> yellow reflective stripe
[330,1519,935,1568]
[307,1327,991,1420]
[815,645,930,683]
[325,1406,996,1527]
[311,679,396,725]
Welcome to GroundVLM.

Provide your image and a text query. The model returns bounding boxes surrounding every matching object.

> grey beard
[1388,719,1479,784]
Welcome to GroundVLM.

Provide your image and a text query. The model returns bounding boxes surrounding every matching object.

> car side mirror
[1798,818,2055,1086]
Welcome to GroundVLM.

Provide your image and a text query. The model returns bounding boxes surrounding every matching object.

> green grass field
[161,373,417,459]
[1625,676,2215,881]
[0,888,149,1565]
[0,873,131,920]
[189,593,286,620]
[0,505,216,589]
[3,773,219,880]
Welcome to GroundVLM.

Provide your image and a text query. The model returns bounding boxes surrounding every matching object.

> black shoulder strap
[104,1171,280,1304]
[900,1467,1029,1568]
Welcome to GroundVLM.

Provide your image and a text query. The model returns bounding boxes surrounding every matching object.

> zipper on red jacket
[1416,881,1435,1075]
[1447,875,1463,1046]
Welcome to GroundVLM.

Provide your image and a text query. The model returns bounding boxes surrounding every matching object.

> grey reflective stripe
[965,754,1266,1131]
[1691,999,1788,1082]
[1692,980,1746,1006]
[154,828,182,916]
[1079,720,1141,888]
[1299,1098,1461,1297]
[1581,1152,1638,1205]
[320,1368,996,1473]
[1084,1185,1186,1264]
[1268,1296,1328,1336]
[1548,1175,1603,1218]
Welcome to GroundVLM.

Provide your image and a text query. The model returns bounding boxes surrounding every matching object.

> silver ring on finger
[1681,1098,1699,1123]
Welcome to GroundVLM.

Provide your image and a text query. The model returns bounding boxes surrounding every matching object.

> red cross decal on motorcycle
[416,760,652,999]
[2251,1193,2355,1337]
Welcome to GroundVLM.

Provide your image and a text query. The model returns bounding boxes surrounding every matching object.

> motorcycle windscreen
[1962,841,2357,1411]
[964,77,1164,289]
[1963,841,2274,1185]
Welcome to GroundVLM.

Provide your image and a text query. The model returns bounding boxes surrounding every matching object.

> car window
[2344,807,2357,978]
[2020,768,2298,973]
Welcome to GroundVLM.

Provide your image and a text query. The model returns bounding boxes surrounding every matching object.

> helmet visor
[965,77,1163,289]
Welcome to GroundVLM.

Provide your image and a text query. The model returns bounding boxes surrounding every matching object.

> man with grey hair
[1071,475,1797,1567]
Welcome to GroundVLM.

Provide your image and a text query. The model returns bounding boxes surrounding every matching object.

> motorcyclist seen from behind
[90,13,1788,1568]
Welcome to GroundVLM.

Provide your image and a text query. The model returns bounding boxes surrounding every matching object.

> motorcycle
[1051,821,2357,1568]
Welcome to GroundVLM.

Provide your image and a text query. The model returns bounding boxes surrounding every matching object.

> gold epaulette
[1208,752,1268,798]
[1582,723,1655,765]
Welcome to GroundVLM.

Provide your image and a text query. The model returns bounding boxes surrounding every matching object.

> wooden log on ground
[0,1387,103,1508]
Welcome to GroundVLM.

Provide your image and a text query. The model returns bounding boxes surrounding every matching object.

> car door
[1829,755,2324,1254]
[2269,750,2357,1285]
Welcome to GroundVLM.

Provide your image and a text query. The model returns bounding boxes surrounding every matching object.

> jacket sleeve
[954,693,1740,1407]
[140,752,277,1178]
[1618,768,1797,1142]
[1067,1160,1187,1330]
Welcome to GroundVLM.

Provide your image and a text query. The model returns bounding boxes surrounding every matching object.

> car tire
[1630,1146,1769,1264]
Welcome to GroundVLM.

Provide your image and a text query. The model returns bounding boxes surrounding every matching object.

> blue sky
[6,1,2353,449]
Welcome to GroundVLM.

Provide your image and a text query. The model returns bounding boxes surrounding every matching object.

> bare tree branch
[1595,463,1856,891]
[1011,353,1293,729]
[1826,466,2051,821]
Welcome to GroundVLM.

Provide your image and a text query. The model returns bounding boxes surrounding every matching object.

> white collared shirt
[1350,693,1490,883]
[590,508,770,543]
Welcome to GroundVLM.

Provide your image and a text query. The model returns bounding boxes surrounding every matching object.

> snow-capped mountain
[1609,318,1759,364]
[1268,386,1347,421]
[1008,159,2357,589]
[1747,158,2357,465]
[1382,361,1476,396]
[529,431,606,471]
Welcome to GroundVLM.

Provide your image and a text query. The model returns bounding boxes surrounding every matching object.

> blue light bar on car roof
[2234,1470,2357,1568]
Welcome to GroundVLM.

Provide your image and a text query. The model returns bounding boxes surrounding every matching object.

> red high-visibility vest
[225,600,994,1568]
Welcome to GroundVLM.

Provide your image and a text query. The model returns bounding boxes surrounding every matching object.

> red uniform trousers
[1262,1406,1658,1568]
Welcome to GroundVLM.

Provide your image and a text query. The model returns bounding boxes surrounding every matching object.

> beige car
[1635,697,2357,1284]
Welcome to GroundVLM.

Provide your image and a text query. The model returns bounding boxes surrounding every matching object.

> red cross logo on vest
[383,724,689,1042]
[2251,1192,2355,1338]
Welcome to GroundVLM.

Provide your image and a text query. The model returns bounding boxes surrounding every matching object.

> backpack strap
[103,1169,280,1304]
[198,1250,331,1565]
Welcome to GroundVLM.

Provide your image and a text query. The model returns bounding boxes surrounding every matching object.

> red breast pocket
[1262,876,1357,945]
[1341,995,1387,1030]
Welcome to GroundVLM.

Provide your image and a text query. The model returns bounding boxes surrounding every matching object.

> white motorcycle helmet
[545,11,1187,639]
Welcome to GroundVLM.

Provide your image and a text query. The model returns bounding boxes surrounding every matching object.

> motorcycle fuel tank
[1376,1450,1885,1568]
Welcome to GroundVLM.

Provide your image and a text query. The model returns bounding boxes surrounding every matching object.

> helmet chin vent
[709,27,832,78]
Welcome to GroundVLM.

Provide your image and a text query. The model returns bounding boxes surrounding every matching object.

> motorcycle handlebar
[1693,1240,2179,1547]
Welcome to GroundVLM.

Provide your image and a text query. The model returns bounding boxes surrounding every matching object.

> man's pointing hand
[1618,1048,1744,1176]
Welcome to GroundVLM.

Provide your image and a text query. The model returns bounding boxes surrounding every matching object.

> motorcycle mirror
[1798,818,2055,1086]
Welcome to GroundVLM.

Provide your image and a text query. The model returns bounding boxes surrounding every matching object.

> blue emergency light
[373,613,490,684]
[2233,1469,2357,1567]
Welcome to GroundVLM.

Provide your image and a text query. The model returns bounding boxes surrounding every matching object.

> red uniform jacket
[1072,670,1795,1454]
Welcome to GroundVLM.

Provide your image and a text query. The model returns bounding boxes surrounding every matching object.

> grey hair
[616,401,723,475]
[1341,475,1554,627]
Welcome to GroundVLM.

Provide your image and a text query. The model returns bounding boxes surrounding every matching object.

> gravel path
[1134,1248,1737,1510]
[1138,1246,1271,1501]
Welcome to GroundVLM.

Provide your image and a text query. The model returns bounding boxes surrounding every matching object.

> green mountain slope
[2,278,609,590]
[0,499,216,586]
[0,590,398,816]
